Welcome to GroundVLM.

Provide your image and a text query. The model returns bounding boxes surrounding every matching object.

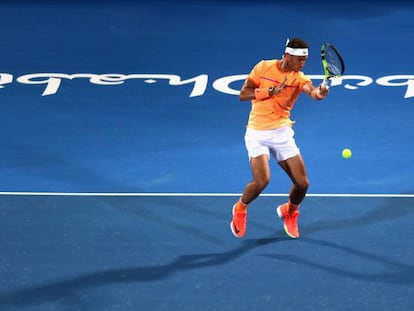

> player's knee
[255,177,270,191]
[297,178,309,191]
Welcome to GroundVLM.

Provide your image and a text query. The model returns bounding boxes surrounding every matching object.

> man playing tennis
[230,38,329,239]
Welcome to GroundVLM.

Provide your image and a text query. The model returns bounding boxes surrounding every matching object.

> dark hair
[286,38,309,49]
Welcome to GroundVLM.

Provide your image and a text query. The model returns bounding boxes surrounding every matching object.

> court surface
[0,1,413,310]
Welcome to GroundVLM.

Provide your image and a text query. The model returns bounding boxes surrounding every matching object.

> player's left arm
[303,82,329,100]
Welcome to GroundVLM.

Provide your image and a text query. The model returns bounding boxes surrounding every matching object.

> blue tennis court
[0,1,413,310]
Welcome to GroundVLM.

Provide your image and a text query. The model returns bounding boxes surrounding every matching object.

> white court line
[0,192,413,198]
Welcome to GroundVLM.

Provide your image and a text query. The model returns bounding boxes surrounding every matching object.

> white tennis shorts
[244,126,300,161]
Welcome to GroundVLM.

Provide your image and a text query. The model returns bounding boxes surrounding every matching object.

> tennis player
[230,38,329,239]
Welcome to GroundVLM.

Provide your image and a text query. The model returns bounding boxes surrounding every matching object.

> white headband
[285,47,308,56]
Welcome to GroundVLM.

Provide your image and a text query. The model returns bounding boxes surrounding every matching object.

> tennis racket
[321,43,345,88]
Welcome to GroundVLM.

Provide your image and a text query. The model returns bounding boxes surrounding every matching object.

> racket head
[321,43,345,79]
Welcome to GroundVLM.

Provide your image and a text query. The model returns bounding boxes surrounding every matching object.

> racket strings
[325,48,344,76]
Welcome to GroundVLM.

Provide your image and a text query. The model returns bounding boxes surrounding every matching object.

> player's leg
[231,154,270,238]
[231,128,271,238]
[278,153,309,207]
[276,154,309,238]
[241,154,271,204]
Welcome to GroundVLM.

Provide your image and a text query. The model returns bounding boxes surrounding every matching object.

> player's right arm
[239,78,257,101]
[239,76,288,101]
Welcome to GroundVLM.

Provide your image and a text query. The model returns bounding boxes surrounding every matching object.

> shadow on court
[261,237,414,284]
[0,237,285,309]
[0,195,413,310]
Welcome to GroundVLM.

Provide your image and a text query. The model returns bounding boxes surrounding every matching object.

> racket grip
[321,79,329,88]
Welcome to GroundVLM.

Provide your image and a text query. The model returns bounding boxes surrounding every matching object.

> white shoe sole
[276,205,284,219]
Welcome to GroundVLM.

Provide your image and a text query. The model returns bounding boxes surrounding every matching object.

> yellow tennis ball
[342,148,352,159]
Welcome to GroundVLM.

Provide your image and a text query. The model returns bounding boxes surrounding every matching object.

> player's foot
[230,202,247,238]
[277,203,300,238]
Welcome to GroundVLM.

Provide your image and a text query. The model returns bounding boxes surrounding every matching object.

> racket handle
[321,79,329,88]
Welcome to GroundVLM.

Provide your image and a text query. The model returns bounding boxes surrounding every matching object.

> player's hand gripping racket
[321,43,345,88]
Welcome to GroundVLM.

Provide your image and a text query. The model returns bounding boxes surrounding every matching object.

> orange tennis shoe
[277,203,300,238]
[230,202,247,238]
